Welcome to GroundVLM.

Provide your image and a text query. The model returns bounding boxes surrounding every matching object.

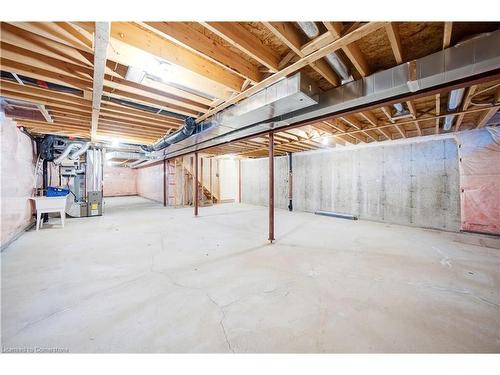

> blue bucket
[46,186,70,197]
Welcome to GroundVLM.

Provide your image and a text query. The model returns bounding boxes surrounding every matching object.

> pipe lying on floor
[314,210,358,220]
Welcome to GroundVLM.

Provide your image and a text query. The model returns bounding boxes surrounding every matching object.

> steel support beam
[288,152,293,211]
[163,158,166,207]
[268,132,275,243]
[238,159,242,203]
[194,152,199,216]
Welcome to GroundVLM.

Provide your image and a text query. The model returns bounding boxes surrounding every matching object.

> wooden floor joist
[1,21,498,148]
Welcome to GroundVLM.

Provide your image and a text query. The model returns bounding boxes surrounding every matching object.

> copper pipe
[194,152,199,216]
[268,132,274,242]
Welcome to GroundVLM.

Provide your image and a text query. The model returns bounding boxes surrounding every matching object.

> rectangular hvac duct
[159,72,319,156]
[152,29,500,161]
[105,151,145,161]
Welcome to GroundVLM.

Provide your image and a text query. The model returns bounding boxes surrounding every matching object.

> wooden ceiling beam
[196,22,387,123]
[359,111,391,140]
[454,85,478,131]
[0,41,94,80]
[55,22,93,50]
[110,22,244,93]
[98,111,180,130]
[99,108,182,130]
[1,58,92,91]
[98,121,167,137]
[201,22,280,73]
[385,23,403,64]
[339,115,362,130]
[323,22,370,77]
[98,115,177,132]
[380,106,394,123]
[100,101,184,124]
[263,21,340,86]
[143,22,263,83]
[443,22,453,49]
[16,118,90,130]
[300,32,335,56]
[104,75,209,113]
[435,94,441,134]
[50,111,91,122]
[406,100,417,119]
[1,90,91,113]
[102,87,199,117]
[96,130,157,144]
[477,107,498,128]
[0,23,94,68]
[5,22,94,52]
[0,80,90,106]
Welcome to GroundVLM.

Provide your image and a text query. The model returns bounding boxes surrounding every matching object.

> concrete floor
[2,196,499,353]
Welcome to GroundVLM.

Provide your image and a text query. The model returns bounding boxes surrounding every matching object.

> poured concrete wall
[136,162,163,203]
[1,114,35,248]
[241,136,460,231]
[103,165,137,197]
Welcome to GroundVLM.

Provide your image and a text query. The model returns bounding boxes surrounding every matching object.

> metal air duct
[442,33,491,131]
[391,102,411,119]
[105,151,146,161]
[138,72,318,160]
[69,142,90,160]
[443,88,465,130]
[325,53,353,83]
[297,22,320,38]
[296,22,353,84]
[157,29,500,159]
[141,117,198,152]
[54,143,83,164]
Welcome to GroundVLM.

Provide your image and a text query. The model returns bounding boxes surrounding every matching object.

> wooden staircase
[181,158,218,206]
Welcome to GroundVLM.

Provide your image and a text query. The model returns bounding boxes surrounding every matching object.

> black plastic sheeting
[101,96,187,121]
[1,70,83,95]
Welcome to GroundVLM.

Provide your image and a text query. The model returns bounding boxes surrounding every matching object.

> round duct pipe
[297,22,320,39]
[296,22,353,84]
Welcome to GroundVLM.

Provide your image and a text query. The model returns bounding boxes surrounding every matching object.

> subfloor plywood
[2,197,499,353]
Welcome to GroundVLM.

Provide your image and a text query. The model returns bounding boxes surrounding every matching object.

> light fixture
[125,57,171,85]
[321,137,329,145]
[111,139,120,148]
[149,60,171,83]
